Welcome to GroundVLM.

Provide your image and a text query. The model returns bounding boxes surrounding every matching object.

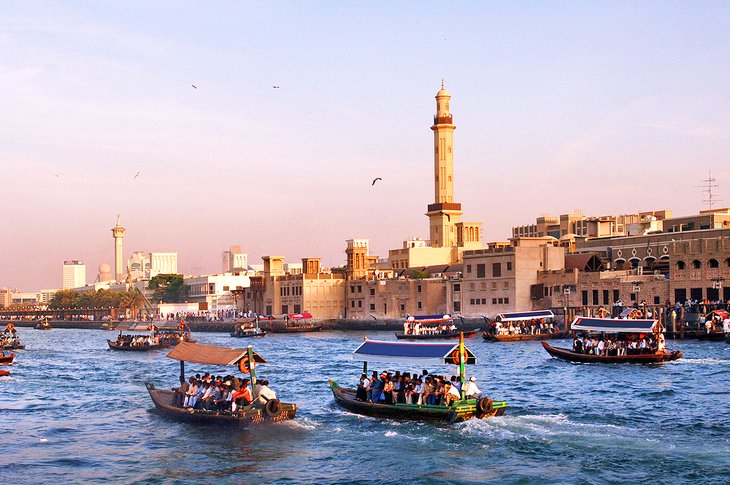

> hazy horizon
[2,2,728,291]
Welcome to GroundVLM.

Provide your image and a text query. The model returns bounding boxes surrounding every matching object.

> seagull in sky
[192,84,197,89]
[272,85,280,89]
[53,174,60,178]
[371,177,382,186]
[133,171,140,180]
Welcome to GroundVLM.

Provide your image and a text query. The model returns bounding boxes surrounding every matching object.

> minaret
[111,215,126,281]
[426,81,462,247]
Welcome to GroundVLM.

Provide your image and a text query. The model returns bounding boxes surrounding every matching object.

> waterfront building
[387,83,484,269]
[37,288,59,304]
[663,207,730,233]
[222,246,248,272]
[252,256,345,318]
[512,210,671,239]
[0,288,14,308]
[111,216,126,281]
[127,252,150,281]
[11,291,38,306]
[149,252,178,278]
[184,273,250,311]
[62,260,86,289]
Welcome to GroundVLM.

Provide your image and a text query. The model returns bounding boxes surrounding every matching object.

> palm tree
[119,288,149,321]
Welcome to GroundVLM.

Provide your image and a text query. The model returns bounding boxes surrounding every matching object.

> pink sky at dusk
[1,2,728,291]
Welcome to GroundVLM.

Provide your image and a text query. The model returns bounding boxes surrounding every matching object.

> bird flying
[192,84,197,89]
[133,171,140,180]
[371,177,382,186]
[272,85,280,89]
[53,174,60,178]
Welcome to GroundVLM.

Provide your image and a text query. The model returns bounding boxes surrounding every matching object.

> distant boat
[395,314,477,340]
[34,318,52,330]
[483,310,568,342]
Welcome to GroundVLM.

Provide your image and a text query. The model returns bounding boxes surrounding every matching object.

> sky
[1,1,729,291]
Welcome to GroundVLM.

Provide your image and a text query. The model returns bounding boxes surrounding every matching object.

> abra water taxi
[230,318,267,338]
[153,321,196,348]
[395,314,477,340]
[145,341,297,426]
[329,335,506,424]
[483,310,567,342]
[34,317,52,330]
[269,313,323,333]
[1,324,24,350]
[542,317,682,364]
[107,330,161,351]
[0,353,14,365]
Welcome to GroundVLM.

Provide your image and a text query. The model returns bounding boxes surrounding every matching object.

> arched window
[691,260,701,269]
[676,261,686,270]
[709,259,719,268]
[726,258,730,268]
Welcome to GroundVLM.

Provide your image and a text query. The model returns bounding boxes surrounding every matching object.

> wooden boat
[542,317,682,364]
[0,354,14,365]
[395,330,477,340]
[1,324,24,349]
[329,335,507,424]
[230,319,267,338]
[107,338,161,351]
[395,314,476,340]
[34,318,52,330]
[145,341,297,426]
[0,369,9,377]
[1,342,24,350]
[483,310,566,342]
[269,323,322,333]
[696,331,727,342]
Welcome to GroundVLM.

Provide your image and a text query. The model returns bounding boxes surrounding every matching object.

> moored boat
[34,318,53,330]
[145,341,297,426]
[395,314,476,340]
[329,335,507,423]
[483,310,567,342]
[542,317,682,364]
[269,313,322,333]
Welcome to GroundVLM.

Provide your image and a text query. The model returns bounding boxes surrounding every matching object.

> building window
[504,298,509,304]
[498,298,503,304]
[476,264,486,278]
[692,260,701,269]
[417,285,422,293]
[470,298,475,305]
[294,304,301,313]
[358,301,362,308]
[370,304,375,311]
[492,298,497,304]
[453,284,460,292]
[676,261,686,270]
[603,290,609,305]
[351,301,355,308]
[417,301,422,309]
[492,263,501,277]
[282,304,288,314]
[726,258,730,268]
[223,286,230,291]
[481,298,486,304]
[466,265,472,274]
[453,301,461,312]
[653,296,660,305]
[503,281,509,289]
[491,282,497,290]
[613,289,620,302]
[592,290,599,305]
[709,259,719,268]
[400,304,405,311]
[506,262,512,271]
[370,288,375,296]
[581,290,588,306]
[350,285,355,293]
[357,285,362,293]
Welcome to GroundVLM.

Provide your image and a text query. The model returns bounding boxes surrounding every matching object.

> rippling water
[1,329,728,483]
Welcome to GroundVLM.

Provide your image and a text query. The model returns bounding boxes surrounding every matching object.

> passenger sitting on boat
[422,377,435,405]
[231,378,252,412]
[442,382,462,406]
[370,373,384,403]
[433,378,445,405]
[450,375,461,392]
[215,384,230,411]
[356,373,370,401]
[256,379,277,403]
[381,375,394,404]
[573,337,584,353]
[411,378,423,404]
[392,375,403,403]
[464,376,481,399]
[184,379,199,408]
[203,382,223,410]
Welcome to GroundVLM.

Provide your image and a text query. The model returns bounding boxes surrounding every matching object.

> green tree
[411,270,429,279]
[148,274,189,303]
[120,288,149,320]
[49,289,81,308]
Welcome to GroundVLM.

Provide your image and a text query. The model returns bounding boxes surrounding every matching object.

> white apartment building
[63,260,86,289]
[149,252,178,278]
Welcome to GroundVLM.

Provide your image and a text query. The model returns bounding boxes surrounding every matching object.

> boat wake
[669,358,730,365]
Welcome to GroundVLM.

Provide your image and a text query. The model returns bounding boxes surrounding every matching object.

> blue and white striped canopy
[571,317,659,333]
[496,310,554,322]
[352,340,476,365]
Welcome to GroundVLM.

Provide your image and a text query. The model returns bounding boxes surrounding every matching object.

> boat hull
[269,325,322,333]
[0,370,9,377]
[394,330,477,340]
[1,344,24,350]
[34,324,52,330]
[107,340,161,351]
[696,332,726,341]
[0,354,14,365]
[145,383,296,426]
[329,381,506,423]
[230,331,267,338]
[541,342,683,364]
[483,331,569,342]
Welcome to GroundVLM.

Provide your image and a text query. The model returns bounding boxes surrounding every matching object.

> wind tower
[112,215,126,281]
[426,81,462,247]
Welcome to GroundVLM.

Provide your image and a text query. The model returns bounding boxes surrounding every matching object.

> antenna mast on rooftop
[699,169,721,210]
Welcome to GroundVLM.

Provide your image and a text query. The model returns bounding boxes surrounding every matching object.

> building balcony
[433,115,453,125]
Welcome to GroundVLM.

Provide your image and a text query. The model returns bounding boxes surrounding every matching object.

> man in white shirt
[256,380,277,403]
[463,376,482,399]
[442,382,462,406]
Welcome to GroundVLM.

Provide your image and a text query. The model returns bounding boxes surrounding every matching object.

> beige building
[663,208,730,233]
[112,216,126,281]
[0,288,13,308]
[460,237,565,315]
[388,83,483,269]
[512,210,671,239]
[222,246,248,272]
[256,256,346,318]
[62,260,86,289]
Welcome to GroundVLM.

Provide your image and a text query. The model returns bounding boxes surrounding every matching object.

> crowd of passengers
[355,370,481,406]
[0,328,21,348]
[492,319,559,336]
[402,323,457,336]
[175,373,277,413]
[572,334,666,355]
[115,334,157,347]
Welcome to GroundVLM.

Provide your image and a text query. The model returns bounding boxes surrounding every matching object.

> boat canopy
[571,317,659,333]
[288,312,313,320]
[166,341,266,366]
[351,339,476,365]
[406,314,452,324]
[497,310,554,322]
